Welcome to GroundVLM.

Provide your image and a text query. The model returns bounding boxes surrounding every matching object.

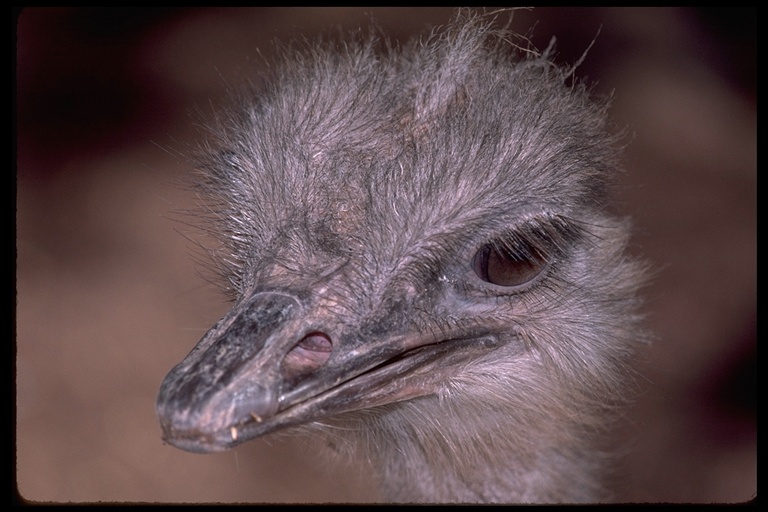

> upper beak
[157,290,502,453]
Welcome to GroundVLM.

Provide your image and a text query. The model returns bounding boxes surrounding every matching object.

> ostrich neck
[373,433,605,503]
[339,399,611,504]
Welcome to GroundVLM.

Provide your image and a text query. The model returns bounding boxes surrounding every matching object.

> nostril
[282,332,333,376]
[297,332,333,353]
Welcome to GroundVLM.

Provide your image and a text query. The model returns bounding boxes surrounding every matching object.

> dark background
[15,7,756,503]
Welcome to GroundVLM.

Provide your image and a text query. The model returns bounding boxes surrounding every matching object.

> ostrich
[156,13,645,504]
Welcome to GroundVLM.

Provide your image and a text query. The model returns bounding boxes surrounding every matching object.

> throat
[317,397,609,503]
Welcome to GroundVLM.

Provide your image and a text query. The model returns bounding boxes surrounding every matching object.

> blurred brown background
[15,7,755,503]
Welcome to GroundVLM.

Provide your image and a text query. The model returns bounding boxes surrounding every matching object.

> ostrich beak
[157,290,503,453]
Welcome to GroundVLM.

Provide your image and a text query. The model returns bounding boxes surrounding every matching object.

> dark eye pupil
[472,244,546,287]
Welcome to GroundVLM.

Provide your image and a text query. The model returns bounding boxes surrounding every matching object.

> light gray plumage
[157,13,645,504]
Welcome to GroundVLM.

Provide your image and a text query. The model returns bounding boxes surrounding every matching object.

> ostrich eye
[471,243,547,287]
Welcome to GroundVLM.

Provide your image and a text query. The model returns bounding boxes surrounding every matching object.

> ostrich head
[157,13,645,503]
